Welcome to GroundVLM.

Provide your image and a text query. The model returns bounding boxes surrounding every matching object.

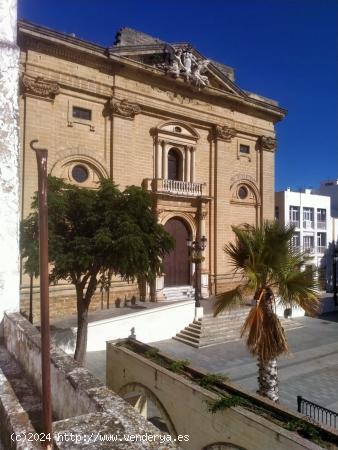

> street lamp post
[187,235,207,308]
[333,243,338,306]
[30,139,52,449]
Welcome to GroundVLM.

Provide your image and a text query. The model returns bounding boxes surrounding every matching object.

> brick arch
[203,443,248,450]
[230,179,261,206]
[50,153,109,188]
[119,383,178,438]
[49,147,108,176]
[159,212,197,239]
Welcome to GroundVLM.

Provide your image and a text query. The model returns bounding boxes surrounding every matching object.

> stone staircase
[163,285,195,302]
[173,307,304,348]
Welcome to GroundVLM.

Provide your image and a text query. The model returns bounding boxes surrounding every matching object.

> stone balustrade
[143,178,206,197]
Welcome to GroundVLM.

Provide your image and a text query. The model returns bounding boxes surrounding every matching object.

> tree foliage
[21,176,174,361]
[214,221,319,377]
[213,222,320,402]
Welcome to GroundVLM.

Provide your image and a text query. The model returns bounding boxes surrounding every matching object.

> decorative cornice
[109,98,141,119]
[213,125,237,142]
[259,135,276,151]
[21,75,60,99]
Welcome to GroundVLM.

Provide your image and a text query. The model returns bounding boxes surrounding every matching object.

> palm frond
[277,268,320,316]
[213,286,245,317]
[242,304,288,362]
[241,305,263,344]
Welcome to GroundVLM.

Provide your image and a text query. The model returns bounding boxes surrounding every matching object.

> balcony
[317,221,327,230]
[143,178,206,197]
[290,220,300,228]
[291,245,327,255]
[303,220,314,229]
[303,246,315,254]
[317,246,326,254]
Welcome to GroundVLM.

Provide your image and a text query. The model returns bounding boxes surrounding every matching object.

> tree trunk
[74,299,89,364]
[257,357,279,402]
[74,273,98,363]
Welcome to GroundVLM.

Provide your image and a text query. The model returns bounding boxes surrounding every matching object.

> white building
[313,179,338,243]
[275,188,331,270]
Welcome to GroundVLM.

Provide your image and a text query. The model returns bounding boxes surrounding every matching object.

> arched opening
[203,444,247,450]
[119,383,177,438]
[168,148,181,181]
[163,217,191,287]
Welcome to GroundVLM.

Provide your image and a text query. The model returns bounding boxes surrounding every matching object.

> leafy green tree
[214,221,319,402]
[21,176,174,363]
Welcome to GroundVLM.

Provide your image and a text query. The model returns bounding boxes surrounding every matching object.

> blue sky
[19,0,338,191]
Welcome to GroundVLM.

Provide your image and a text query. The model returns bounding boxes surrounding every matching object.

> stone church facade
[18,20,286,320]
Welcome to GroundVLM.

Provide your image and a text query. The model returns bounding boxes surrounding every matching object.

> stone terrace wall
[3,313,180,449]
[107,342,338,450]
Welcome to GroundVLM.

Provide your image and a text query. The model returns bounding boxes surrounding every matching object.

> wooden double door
[163,218,190,287]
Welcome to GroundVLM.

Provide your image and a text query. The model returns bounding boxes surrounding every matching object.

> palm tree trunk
[257,357,279,402]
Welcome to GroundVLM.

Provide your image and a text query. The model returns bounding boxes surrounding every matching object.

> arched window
[168,148,181,181]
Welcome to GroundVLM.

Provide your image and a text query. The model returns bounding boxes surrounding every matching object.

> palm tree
[214,221,319,402]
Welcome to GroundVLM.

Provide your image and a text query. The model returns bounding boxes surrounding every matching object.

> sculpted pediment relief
[112,43,245,96]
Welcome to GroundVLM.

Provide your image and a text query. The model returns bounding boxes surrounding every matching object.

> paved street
[153,313,338,413]
[86,312,338,414]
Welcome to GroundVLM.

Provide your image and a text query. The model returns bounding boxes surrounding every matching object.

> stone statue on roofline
[161,44,210,89]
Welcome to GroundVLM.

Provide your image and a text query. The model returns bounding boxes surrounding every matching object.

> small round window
[72,165,89,183]
[238,186,248,200]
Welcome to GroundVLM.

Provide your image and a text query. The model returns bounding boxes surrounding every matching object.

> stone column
[190,146,196,182]
[155,138,162,179]
[162,141,168,180]
[185,146,191,182]
[0,0,20,326]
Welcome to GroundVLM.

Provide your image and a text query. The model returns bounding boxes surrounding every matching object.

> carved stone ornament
[158,44,210,89]
[260,135,276,151]
[109,98,141,119]
[213,125,237,142]
[22,75,60,99]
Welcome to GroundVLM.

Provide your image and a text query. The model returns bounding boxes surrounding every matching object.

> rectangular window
[239,144,250,154]
[303,235,314,252]
[72,106,92,121]
[317,232,326,253]
[303,207,314,228]
[291,232,300,249]
[317,208,326,229]
[289,206,300,226]
[275,206,279,220]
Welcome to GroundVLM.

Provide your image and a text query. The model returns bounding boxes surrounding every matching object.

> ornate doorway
[163,218,190,287]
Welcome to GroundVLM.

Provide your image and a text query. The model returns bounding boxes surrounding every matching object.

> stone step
[188,323,202,331]
[173,308,305,347]
[172,336,199,348]
[202,311,250,321]
[181,329,201,338]
[175,332,200,344]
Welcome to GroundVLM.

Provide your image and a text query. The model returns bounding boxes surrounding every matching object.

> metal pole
[31,140,52,448]
[297,395,302,413]
[195,258,201,308]
[29,274,33,323]
[333,247,337,306]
